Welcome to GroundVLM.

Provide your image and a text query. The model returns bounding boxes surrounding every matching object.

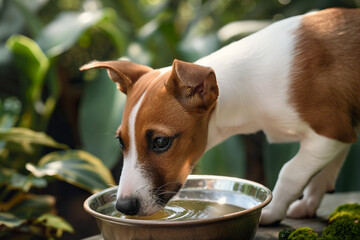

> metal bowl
[84,175,272,240]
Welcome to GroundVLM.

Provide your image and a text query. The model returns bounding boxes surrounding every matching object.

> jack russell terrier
[80,8,360,225]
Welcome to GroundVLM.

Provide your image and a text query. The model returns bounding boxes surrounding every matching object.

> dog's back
[290,8,360,143]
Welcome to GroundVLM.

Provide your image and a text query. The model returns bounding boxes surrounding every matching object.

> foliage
[5,5,120,133]
[0,0,117,238]
[27,150,115,193]
[322,203,360,240]
[0,127,68,153]
[278,228,294,240]
[328,203,360,223]
[79,70,126,168]
[0,100,114,238]
[321,215,360,240]
[2,0,360,239]
[288,227,318,240]
[278,203,360,240]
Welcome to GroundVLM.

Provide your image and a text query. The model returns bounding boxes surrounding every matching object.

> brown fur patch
[116,70,161,155]
[80,60,152,94]
[134,71,214,198]
[290,8,360,143]
[166,60,219,113]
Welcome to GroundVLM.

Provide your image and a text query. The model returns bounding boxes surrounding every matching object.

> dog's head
[80,59,218,215]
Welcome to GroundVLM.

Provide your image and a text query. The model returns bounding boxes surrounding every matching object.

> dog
[80,8,360,224]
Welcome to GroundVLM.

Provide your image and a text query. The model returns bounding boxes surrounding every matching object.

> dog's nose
[115,197,140,216]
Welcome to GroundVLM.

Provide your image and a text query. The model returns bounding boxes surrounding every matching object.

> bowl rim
[83,174,272,226]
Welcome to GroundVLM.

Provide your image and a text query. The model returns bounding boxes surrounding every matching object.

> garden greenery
[1,0,360,238]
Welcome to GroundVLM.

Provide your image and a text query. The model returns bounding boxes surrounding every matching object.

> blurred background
[1,0,360,239]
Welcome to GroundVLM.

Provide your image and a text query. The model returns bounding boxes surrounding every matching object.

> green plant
[328,203,360,223]
[278,203,360,240]
[0,0,121,238]
[321,216,360,240]
[2,1,360,239]
[278,227,318,240]
[321,203,360,240]
[0,97,115,239]
[278,228,295,240]
[288,227,318,240]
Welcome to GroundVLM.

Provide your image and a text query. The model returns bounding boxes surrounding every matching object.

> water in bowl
[98,200,244,221]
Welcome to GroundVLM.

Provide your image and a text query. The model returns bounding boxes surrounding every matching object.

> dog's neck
[198,41,263,150]
[195,15,302,150]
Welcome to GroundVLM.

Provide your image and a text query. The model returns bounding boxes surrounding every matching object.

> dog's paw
[259,207,285,225]
[286,198,317,218]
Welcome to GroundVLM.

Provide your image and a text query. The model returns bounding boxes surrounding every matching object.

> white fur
[116,92,156,215]
[117,71,174,215]
[194,13,352,224]
[262,133,349,223]
[196,15,306,149]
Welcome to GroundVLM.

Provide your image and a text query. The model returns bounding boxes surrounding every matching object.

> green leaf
[5,34,57,130]
[0,97,22,151]
[79,70,126,168]
[9,173,28,189]
[6,193,56,219]
[5,34,47,77]
[0,127,68,154]
[96,20,127,56]
[35,213,74,236]
[108,0,147,29]
[26,150,115,193]
[0,212,25,228]
[6,34,50,104]
[0,97,22,129]
[9,172,47,192]
[36,9,116,58]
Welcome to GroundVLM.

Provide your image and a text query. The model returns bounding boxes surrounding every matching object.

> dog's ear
[166,59,219,113]
[80,60,152,94]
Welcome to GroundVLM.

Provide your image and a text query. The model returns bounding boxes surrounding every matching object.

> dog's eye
[116,136,125,153]
[153,137,172,153]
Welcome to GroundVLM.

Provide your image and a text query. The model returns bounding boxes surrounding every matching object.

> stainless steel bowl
[84,175,272,240]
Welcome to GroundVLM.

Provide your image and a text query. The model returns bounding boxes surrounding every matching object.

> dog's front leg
[260,132,350,225]
[286,145,349,218]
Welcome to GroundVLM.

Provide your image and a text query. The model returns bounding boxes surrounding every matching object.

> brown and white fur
[80,8,360,224]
